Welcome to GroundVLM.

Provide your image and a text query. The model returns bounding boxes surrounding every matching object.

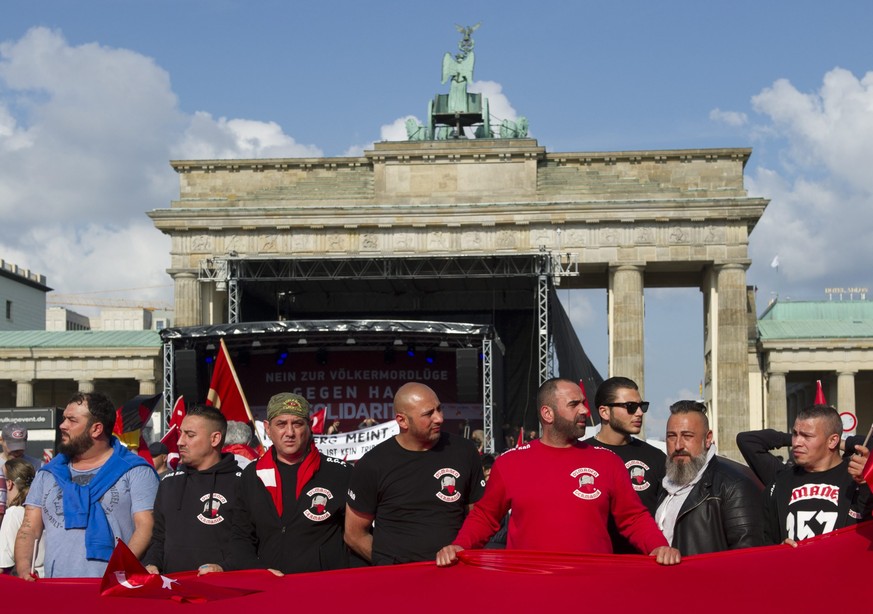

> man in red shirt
[436,378,680,566]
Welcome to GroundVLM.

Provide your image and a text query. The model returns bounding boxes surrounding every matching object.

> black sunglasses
[604,401,649,414]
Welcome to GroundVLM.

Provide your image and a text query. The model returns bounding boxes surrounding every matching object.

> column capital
[609,262,646,272]
[712,260,751,272]
[837,370,858,377]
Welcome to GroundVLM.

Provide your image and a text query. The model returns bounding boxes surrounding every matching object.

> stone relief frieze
[292,232,313,251]
[190,234,212,253]
[258,234,278,253]
[428,230,449,250]
[328,234,348,251]
[634,227,653,244]
[496,230,517,249]
[669,227,689,243]
[600,228,618,245]
[461,231,484,250]
[224,234,245,254]
[361,232,379,250]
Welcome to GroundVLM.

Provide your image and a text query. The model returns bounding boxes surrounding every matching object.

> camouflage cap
[266,392,311,421]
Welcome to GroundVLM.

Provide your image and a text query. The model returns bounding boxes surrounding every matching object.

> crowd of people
[1,377,871,579]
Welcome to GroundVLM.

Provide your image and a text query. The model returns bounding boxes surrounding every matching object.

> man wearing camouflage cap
[216,392,354,574]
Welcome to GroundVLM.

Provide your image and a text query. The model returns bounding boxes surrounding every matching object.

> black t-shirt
[347,433,485,564]
[589,437,666,553]
[764,459,873,544]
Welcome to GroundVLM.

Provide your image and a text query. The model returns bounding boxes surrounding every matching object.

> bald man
[344,382,485,565]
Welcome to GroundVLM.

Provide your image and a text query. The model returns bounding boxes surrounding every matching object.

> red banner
[4,522,871,611]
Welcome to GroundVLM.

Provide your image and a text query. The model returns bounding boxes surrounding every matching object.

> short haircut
[796,404,842,438]
[536,377,577,412]
[67,391,116,438]
[481,454,496,471]
[669,400,710,431]
[186,404,228,447]
[225,420,252,446]
[594,376,639,424]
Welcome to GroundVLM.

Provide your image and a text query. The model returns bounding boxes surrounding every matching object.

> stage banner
[314,420,400,461]
[236,349,482,429]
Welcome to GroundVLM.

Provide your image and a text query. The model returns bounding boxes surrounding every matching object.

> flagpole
[861,423,873,450]
[218,338,265,450]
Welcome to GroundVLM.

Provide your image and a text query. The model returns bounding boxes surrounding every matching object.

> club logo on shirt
[304,487,334,521]
[197,493,228,525]
[789,483,840,506]
[626,460,651,492]
[571,467,601,500]
[435,468,461,502]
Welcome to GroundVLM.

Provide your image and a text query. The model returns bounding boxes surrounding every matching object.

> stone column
[78,380,95,393]
[713,263,749,460]
[837,371,857,434]
[173,271,201,327]
[15,380,33,408]
[138,379,156,395]
[608,264,645,392]
[767,371,788,432]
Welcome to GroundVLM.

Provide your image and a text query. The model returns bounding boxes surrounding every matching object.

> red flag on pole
[310,408,327,434]
[206,339,264,454]
[862,455,873,490]
[814,380,827,405]
[100,539,256,602]
[516,426,524,448]
[168,395,186,431]
[161,396,185,471]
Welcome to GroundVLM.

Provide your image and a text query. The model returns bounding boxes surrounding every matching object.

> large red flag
[814,380,827,405]
[206,339,264,454]
[100,539,256,603]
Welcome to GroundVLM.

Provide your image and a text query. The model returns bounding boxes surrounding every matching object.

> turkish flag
[310,408,327,434]
[161,396,186,471]
[206,339,264,454]
[100,539,257,603]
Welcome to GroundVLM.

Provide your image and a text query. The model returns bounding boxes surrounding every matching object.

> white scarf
[655,442,717,545]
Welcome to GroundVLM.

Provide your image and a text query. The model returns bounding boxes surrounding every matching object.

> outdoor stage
[4,522,870,611]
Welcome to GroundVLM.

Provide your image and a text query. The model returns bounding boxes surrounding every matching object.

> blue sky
[3,1,873,438]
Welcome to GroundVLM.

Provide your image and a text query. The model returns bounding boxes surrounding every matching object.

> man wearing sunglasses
[589,377,666,553]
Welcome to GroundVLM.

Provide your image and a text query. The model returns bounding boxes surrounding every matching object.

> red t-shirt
[453,440,667,554]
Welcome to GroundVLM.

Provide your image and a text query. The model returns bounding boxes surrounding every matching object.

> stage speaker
[175,349,205,405]
[456,348,480,403]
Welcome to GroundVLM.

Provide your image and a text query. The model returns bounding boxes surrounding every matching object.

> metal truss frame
[482,337,494,454]
[162,341,174,428]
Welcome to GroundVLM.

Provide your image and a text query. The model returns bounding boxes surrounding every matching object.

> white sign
[840,411,857,433]
[313,420,400,461]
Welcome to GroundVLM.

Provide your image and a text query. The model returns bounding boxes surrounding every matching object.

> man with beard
[762,404,872,545]
[436,378,680,566]
[345,382,485,565]
[219,392,352,574]
[14,391,158,578]
[589,376,665,552]
[655,400,763,555]
[142,405,241,575]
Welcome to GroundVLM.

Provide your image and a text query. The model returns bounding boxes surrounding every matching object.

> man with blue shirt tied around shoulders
[14,391,158,579]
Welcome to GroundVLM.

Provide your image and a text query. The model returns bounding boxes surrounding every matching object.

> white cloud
[342,115,417,157]
[0,28,323,301]
[747,67,873,301]
[173,112,322,160]
[709,108,748,126]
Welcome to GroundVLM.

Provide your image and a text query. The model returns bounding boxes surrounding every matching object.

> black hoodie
[142,452,241,573]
